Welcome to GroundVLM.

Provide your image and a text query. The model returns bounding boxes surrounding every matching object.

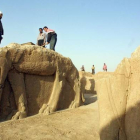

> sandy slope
[0,94,99,140]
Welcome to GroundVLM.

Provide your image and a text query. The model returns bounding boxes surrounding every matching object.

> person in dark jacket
[0,11,4,44]
[91,65,95,74]
[43,26,57,51]
[81,65,85,71]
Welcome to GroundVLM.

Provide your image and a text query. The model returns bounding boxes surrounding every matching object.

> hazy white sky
[1,0,140,73]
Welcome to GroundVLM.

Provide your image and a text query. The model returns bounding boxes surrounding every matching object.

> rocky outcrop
[96,46,140,140]
[79,71,96,94]
[0,43,84,121]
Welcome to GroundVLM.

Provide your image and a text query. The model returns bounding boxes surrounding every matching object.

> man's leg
[0,35,2,44]
[50,35,57,51]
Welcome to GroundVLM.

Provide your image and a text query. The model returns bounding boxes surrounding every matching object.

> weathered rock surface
[95,46,140,140]
[0,43,84,121]
[0,94,99,140]
[79,71,96,94]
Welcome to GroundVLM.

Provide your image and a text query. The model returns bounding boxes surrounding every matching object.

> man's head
[0,11,3,19]
[43,26,48,32]
[39,28,43,33]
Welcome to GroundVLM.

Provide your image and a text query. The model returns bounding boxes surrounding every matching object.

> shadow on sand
[84,94,97,105]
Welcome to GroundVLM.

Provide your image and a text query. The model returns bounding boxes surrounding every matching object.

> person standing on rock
[81,65,85,71]
[0,11,4,44]
[92,65,95,74]
[103,63,107,72]
[37,28,46,47]
[43,26,57,51]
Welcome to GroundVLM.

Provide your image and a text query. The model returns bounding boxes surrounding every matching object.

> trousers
[50,34,57,51]
[0,35,2,44]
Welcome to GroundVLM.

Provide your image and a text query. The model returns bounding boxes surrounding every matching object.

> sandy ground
[0,94,99,140]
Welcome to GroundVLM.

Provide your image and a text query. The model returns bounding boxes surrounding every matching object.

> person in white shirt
[43,26,57,51]
[37,28,46,47]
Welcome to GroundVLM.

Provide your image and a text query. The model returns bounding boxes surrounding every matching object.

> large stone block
[0,43,84,121]
[96,46,140,140]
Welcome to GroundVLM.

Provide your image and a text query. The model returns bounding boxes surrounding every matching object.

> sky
[0,0,140,73]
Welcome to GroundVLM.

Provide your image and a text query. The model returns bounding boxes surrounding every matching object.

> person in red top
[103,63,107,72]
[43,26,57,51]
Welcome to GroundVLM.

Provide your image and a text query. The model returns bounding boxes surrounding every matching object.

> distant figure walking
[81,65,85,71]
[43,26,57,51]
[92,65,95,74]
[0,11,4,44]
[37,28,46,47]
[103,63,107,72]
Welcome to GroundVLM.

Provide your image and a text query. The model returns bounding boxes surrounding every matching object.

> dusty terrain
[0,94,99,140]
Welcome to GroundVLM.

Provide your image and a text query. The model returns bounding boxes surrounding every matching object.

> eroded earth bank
[0,43,140,140]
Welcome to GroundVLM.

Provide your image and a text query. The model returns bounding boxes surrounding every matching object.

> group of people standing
[81,63,107,74]
[0,10,108,74]
[0,11,57,51]
[36,27,57,51]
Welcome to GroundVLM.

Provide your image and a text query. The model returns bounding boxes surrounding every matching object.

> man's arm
[1,25,3,35]
[43,33,47,44]
[46,33,51,45]
[0,20,3,35]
